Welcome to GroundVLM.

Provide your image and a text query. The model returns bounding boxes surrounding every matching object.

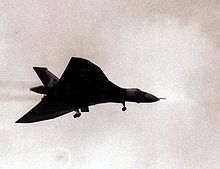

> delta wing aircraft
[16,57,164,123]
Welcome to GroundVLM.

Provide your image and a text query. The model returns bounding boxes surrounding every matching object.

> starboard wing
[15,97,75,123]
[56,57,116,96]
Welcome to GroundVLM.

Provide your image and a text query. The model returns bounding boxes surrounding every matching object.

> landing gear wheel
[122,107,127,111]
[74,112,81,118]
[122,101,127,111]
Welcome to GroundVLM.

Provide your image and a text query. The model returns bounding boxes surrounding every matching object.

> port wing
[16,97,75,123]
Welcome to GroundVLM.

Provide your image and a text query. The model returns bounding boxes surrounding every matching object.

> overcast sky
[0,0,220,169]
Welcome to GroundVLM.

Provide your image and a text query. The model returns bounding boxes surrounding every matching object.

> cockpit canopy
[126,88,140,96]
[125,88,144,103]
[125,88,159,103]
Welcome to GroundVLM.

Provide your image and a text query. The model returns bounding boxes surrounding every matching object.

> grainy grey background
[0,0,220,168]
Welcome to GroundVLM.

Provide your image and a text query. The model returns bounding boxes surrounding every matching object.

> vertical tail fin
[33,67,59,87]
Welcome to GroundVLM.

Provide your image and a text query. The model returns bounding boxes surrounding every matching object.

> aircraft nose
[143,93,159,102]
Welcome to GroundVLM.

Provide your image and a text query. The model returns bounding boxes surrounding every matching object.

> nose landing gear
[122,101,127,111]
[122,107,127,111]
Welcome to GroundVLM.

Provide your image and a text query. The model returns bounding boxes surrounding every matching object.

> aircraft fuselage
[32,83,159,111]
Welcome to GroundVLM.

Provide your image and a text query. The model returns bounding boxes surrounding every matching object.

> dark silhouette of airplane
[16,57,164,123]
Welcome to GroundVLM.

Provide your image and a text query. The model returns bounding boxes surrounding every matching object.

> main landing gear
[122,101,127,111]
[74,109,81,118]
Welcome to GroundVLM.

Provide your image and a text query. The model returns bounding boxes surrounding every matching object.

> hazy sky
[1,0,220,169]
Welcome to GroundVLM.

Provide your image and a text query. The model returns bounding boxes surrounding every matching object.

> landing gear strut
[122,101,127,111]
[74,109,81,118]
